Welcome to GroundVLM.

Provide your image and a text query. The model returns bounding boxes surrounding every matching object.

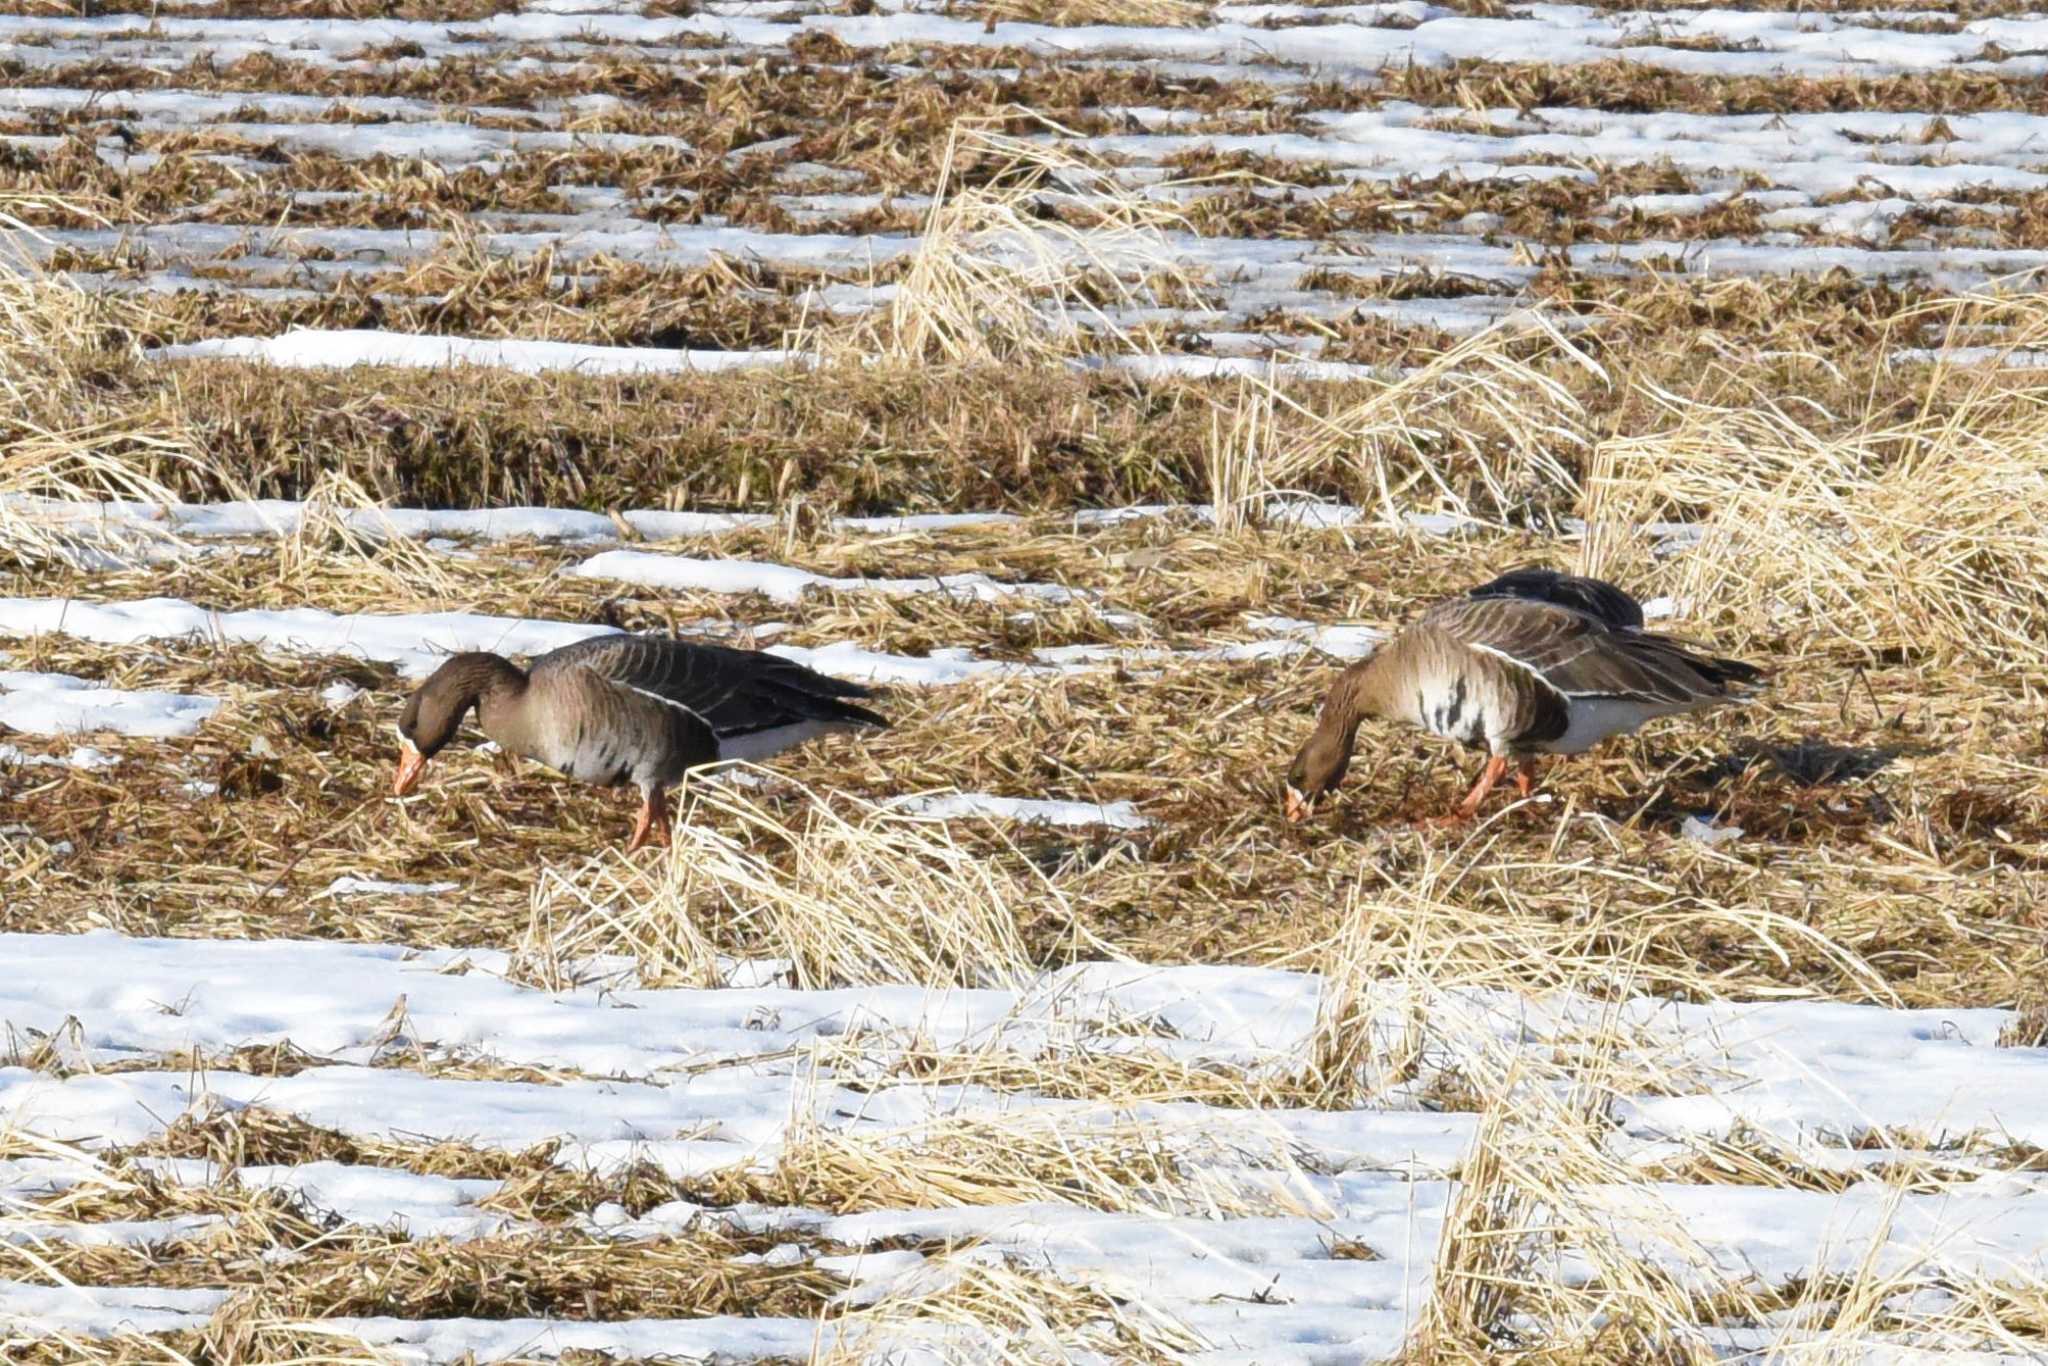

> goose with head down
[395,633,888,852]
[1283,567,1763,825]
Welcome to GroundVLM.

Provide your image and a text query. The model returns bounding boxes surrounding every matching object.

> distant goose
[395,635,887,852]
[1283,567,1762,825]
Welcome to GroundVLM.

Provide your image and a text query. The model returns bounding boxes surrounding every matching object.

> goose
[1282,568,1762,825]
[394,634,887,852]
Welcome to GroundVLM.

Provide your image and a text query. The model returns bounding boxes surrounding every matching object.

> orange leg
[623,787,673,854]
[1514,756,1540,799]
[1425,754,1510,827]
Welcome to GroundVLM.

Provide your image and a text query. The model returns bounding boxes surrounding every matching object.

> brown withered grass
[5,3,2048,1353]
[4,490,2043,1011]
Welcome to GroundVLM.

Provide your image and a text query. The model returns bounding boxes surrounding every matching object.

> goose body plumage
[1284,568,1762,823]
[526,634,887,765]
[395,633,888,852]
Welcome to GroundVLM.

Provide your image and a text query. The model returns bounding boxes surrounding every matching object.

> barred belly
[1413,673,1489,748]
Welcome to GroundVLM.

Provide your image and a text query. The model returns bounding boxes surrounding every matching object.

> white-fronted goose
[394,634,887,852]
[1283,567,1762,826]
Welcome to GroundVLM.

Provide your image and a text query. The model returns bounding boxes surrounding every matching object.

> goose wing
[1424,596,1756,706]
[532,634,887,740]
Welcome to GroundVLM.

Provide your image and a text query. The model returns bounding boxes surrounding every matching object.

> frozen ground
[4,0,2047,1357]
[4,931,2048,1360]
[6,0,2048,370]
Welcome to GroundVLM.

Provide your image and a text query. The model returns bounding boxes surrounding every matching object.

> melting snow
[889,793,1151,830]
[317,876,463,899]
[0,670,219,739]
[151,329,805,376]
[0,743,120,771]
[0,1282,230,1338]
[574,549,1087,606]
[0,932,2046,1354]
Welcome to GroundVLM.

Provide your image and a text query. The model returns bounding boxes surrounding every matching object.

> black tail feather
[1704,654,1766,690]
[1467,566,1646,632]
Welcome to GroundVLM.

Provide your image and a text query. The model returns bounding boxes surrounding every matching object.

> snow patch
[151,329,805,377]
[889,793,1151,830]
[318,876,463,899]
[574,550,1087,606]
[0,743,120,771]
[0,670,219,738]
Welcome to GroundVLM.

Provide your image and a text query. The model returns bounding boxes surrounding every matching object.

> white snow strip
[149,330,1379,387]
[320,680,364,709]
[806,8,2048,80]
[0,597,610,682]
[4,5,2048,81]
[1893,345,2048,369]
[0,597,1213,687]
[24,212,2048,314]
[0,1281,229,1338]
[1083,104,2048,202]
[0,670,219,739]
[1081,352,1387,383]
[0,85,552,128]
[2,932,2047,1354]
[1243,614,1386,660]
[573,550,1087,606]
[150,329,804,377]
[0,495,1024,548]
[2,931,2043,1156]
[889,792,1151,831]
[0,742,119,771]
[327,1315,823,1364]
[227,1161,513,1241]
[2,494,1482,555]
[0,1214,225,1248]
[318,876,463,899]
[6,118,690,167]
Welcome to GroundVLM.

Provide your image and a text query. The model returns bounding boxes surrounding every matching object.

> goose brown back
[1284,569,1763,826]
[394,634,888,853]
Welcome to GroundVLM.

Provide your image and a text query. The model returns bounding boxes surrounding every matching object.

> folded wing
[532,634,889,741]
[1426,596,1761,706]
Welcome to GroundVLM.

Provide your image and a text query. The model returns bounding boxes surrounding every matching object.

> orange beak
[1283,785,1312,824]
[393,743,427,797]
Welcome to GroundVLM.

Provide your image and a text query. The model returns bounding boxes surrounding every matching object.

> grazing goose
[1282,568,1762,826]
[394,634,888,852]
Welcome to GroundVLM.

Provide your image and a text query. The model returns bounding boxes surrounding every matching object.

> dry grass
[5,9,2048,1359]
[977,0,1210,25]
[1203,372,1277,534]
[1255,311,1598,527]
[0,268,237,568]
[1584,293,2048,672]
[0,265,1990,524]
[825,1250,1205,1364]
[828,1033,1286,1109]
[1375,57,2048,117]
[698,1080,1332,1222]
[1310,897,1719,1360]
[261,467,465,604]
[518,779,1081,991]
[4,492,2044,1009]
[853,116,1202,367]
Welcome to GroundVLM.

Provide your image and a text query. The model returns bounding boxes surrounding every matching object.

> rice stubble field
[4,0,2048,1359]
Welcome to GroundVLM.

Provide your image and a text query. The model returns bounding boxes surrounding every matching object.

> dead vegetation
[851,116,1202,367]
[5,3,2048,1358]
[0,265,1993,520]
[521,780,1062,991]
[975,0,1210,24]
